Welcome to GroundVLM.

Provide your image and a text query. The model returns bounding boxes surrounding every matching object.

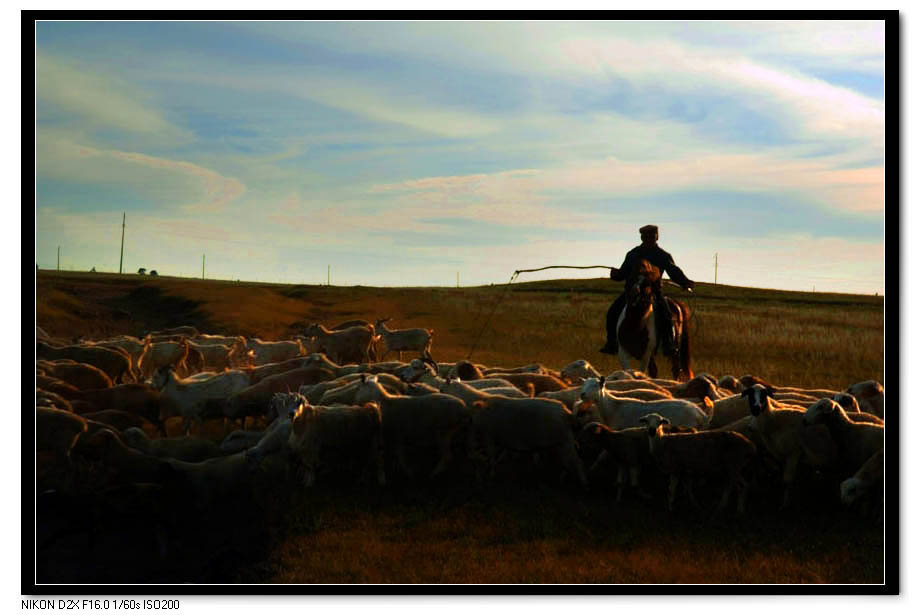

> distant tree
[90,266,96,272]
[149,270,158,276]
[137,267,146,275]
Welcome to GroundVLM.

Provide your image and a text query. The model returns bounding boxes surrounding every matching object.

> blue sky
[34,20,885,293]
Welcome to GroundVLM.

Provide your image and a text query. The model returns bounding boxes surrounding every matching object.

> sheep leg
[667,474,680,512]
[684,478,703,511]
[430,433,455,478]
[629,465,651,499]
[559,442,588,488]
[395,442,415,480]
[781,452,801,510]
[589,449,609,472]
[715,478,733,515]
[736,475,750,515]
[615,465,627,502]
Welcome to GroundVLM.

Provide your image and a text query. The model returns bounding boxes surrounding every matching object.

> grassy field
[33,270,887,584]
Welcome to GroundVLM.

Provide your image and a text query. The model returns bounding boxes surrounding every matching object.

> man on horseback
[599,225,694,357]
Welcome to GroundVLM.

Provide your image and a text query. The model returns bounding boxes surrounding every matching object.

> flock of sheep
[34,317,885,580]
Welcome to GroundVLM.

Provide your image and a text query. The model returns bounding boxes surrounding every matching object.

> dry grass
[34,271,887,585]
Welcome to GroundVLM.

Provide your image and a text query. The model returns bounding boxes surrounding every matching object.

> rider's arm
[610,252,632,281]
[661,252,694,289]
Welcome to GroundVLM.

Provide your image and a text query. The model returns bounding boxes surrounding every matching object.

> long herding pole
[119,212,125,274]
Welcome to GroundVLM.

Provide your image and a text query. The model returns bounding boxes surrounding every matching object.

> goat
[152,367,251,435]
[244,338,306,367]
[138,338,190,380]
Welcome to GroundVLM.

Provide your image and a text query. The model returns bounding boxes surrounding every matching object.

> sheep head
[578,376,606,403]
[803,398,845,426]
[741,384,775,417]
[638,412,669,437]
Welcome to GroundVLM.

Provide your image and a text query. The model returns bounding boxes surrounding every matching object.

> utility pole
[57,246,60,271]
[457,271,459,288]
[119,212,125,274]
[714,252,718,285]
[202,254,205,279]
[327,265,330,286]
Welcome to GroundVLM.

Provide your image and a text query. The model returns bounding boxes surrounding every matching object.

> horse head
[627,259,661,306]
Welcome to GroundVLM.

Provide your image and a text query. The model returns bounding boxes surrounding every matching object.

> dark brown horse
[615,259,693,381]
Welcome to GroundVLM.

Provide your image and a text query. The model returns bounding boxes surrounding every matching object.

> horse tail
[679,301,693,380]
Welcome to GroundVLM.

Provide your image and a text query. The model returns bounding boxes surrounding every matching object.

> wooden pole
[202,254,205,279]
[714,252,718,285]
[327,264,330,286]
[119,212,125,274]
[57,246,60,271]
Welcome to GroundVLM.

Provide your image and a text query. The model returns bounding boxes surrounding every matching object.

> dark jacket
[611,243,693,290]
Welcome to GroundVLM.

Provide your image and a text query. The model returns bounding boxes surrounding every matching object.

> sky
[33,20,886,294]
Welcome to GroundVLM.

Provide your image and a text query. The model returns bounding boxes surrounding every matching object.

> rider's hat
[639,224,659,236]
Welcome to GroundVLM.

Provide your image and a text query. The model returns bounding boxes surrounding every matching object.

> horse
[615,259,693,381]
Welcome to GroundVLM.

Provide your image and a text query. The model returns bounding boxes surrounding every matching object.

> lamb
[576,422,651,502]
[845,380,885,419]
[559,359,602,385]
[304,323,378,365]
[121,427,224,462]
[354,375,472,479]
[37,360,114,390]
[470,396,587,488]
[37,341,133,384]
[374,318,433,361]
[244,338,306,366]
[802,398,884,474]
[841,448,884,509]
[280,392,386,487]
[137,338,190,380]
[638,412,757,514]
[153,367,251,435]
[577,377,708,430]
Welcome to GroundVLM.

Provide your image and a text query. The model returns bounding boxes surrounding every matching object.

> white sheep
[354,375,471,480]
[282,393,386,487]
[374,318,433,361]
[802,398,884,474]
[560,359,601,384]
[845,380,885,419]
[244,338,305,367]
[152,366,251,435]
[841,448,884,510]
[577,377,708,430]
[138,338,190,380]
[470,396,587,488]
[304,324,378,365]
